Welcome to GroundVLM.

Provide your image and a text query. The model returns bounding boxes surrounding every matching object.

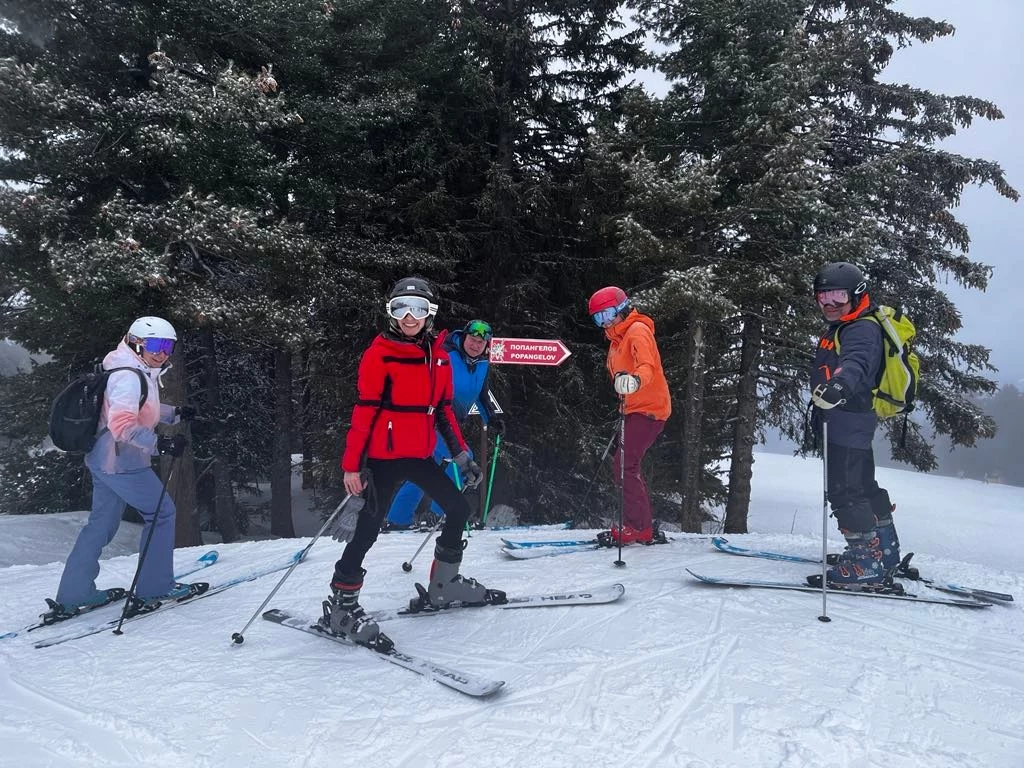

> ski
[33,549,305,648]
[501,544,600,559]
[686,569,991,608]
[711,537,1014,603]
[261,609,504,697]
[368,583,626,621]
[501,537,598,549]
[0,549,220,641]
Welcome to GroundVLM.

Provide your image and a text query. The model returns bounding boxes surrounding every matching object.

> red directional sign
[488,337,572,366]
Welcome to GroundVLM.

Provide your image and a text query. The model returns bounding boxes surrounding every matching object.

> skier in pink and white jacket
[52,317,197,616]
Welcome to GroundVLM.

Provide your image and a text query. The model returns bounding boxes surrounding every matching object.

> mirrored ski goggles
[815,288,850,307]
[591,307,619,327]
[465,320,492,341]
[386,296,434,320]
[592,298,631,327]
[138,337,176,356]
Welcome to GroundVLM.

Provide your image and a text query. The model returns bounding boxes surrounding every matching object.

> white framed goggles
[386,296,436,320]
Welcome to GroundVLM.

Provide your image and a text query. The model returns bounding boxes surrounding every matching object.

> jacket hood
[605,308,655,343]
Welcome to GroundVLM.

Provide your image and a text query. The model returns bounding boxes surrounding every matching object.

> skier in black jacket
[808,262,901,586]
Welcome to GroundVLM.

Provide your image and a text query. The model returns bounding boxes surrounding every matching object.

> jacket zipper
[387,420,393,452]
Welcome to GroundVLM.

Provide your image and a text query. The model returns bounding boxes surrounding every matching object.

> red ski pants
[611,413,665,530]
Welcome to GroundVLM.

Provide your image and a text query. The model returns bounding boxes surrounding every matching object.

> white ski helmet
[128,316,177,340]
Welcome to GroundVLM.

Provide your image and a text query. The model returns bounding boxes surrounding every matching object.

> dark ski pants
[334,457,470,580]
[611,414,665,531]
[825,443,893,535]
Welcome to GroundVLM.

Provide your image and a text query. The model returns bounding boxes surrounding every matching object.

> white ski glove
[613,372,641,395]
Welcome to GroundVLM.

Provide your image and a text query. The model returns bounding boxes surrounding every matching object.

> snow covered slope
[0,453,1021,768]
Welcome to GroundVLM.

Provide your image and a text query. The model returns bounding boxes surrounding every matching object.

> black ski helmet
[385,276,438,336]
[813,262,868,303]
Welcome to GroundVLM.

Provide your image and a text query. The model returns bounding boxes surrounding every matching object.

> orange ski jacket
[603,310,672,421]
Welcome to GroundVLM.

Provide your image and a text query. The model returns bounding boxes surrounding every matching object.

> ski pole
[403,514,445,572]
[818,421,831,623]
[480,433,503,527]
[230,491,360,644]
[114,456,178,635]
[403,459,457,571]
[614,396,626,568]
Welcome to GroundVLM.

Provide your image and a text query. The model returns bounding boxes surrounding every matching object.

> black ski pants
[334,457,469,579]
[826,443,893,535]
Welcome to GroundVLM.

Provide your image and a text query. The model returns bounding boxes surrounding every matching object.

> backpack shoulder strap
[832,312,881,352]
[104,366,149,407]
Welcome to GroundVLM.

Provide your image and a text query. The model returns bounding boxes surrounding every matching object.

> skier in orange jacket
[588,286,672,544]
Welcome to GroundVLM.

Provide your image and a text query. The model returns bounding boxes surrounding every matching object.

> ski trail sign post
[471,337,570,513]
[488,338,571,367]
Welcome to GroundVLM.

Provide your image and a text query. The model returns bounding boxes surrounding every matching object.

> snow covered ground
[0,451,1021,768]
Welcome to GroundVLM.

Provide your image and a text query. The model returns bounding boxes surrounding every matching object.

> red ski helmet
[588,286,631,327]
[588,286,628,315]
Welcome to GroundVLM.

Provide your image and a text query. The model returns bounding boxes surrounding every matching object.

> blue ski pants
[56,465,177,607]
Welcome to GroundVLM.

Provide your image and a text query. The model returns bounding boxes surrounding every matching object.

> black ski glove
[811,381,848,410]
[176,405,199,421]
[157,434,189,457]
[489,416,506,437]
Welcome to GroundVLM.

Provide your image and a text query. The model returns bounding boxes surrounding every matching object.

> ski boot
[408,542,506,613]
[873,514,902,577]
[320,569,393,653]
[40,588,127,625]
[126,582,208,617]
[807,531,887,589]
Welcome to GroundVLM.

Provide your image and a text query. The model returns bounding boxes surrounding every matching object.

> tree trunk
[724,313,763,534]
[300,345,314,490]
[160,347,201,547]
[200,328,239,543]
[679,317,707,532]
[271,346,296,537]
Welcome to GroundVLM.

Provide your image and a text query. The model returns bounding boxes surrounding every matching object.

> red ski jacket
[340,331,467,473]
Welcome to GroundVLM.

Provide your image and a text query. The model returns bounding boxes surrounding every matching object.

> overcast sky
[886,0,1023,386]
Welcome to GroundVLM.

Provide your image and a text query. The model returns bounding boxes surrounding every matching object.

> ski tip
[198,550,220,564]
[262,608,288,622]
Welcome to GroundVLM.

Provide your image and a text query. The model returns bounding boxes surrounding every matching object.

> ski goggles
[591,299,630,328]
[386,296,434,320]
[815,288,850,307]
[465,320,492,342]
[134,336,176,356]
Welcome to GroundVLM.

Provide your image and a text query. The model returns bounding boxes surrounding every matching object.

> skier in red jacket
[324,277,505,650]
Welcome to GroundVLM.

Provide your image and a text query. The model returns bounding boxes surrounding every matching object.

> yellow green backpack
[834,306,920,419]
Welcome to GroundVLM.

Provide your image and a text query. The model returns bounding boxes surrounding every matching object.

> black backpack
[49,365,149,453]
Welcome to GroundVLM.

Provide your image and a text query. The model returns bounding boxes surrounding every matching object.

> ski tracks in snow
[0,654,191,767]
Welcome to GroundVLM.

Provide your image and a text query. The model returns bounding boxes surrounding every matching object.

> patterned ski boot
[321,569,393,653]
[873,510,902,577]
[408,542,506,612]
[807,531,887,589]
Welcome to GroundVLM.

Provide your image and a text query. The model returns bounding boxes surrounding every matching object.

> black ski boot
[321,569,393,653]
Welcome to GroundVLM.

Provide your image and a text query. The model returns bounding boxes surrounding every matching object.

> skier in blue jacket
[384,319,505,529]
